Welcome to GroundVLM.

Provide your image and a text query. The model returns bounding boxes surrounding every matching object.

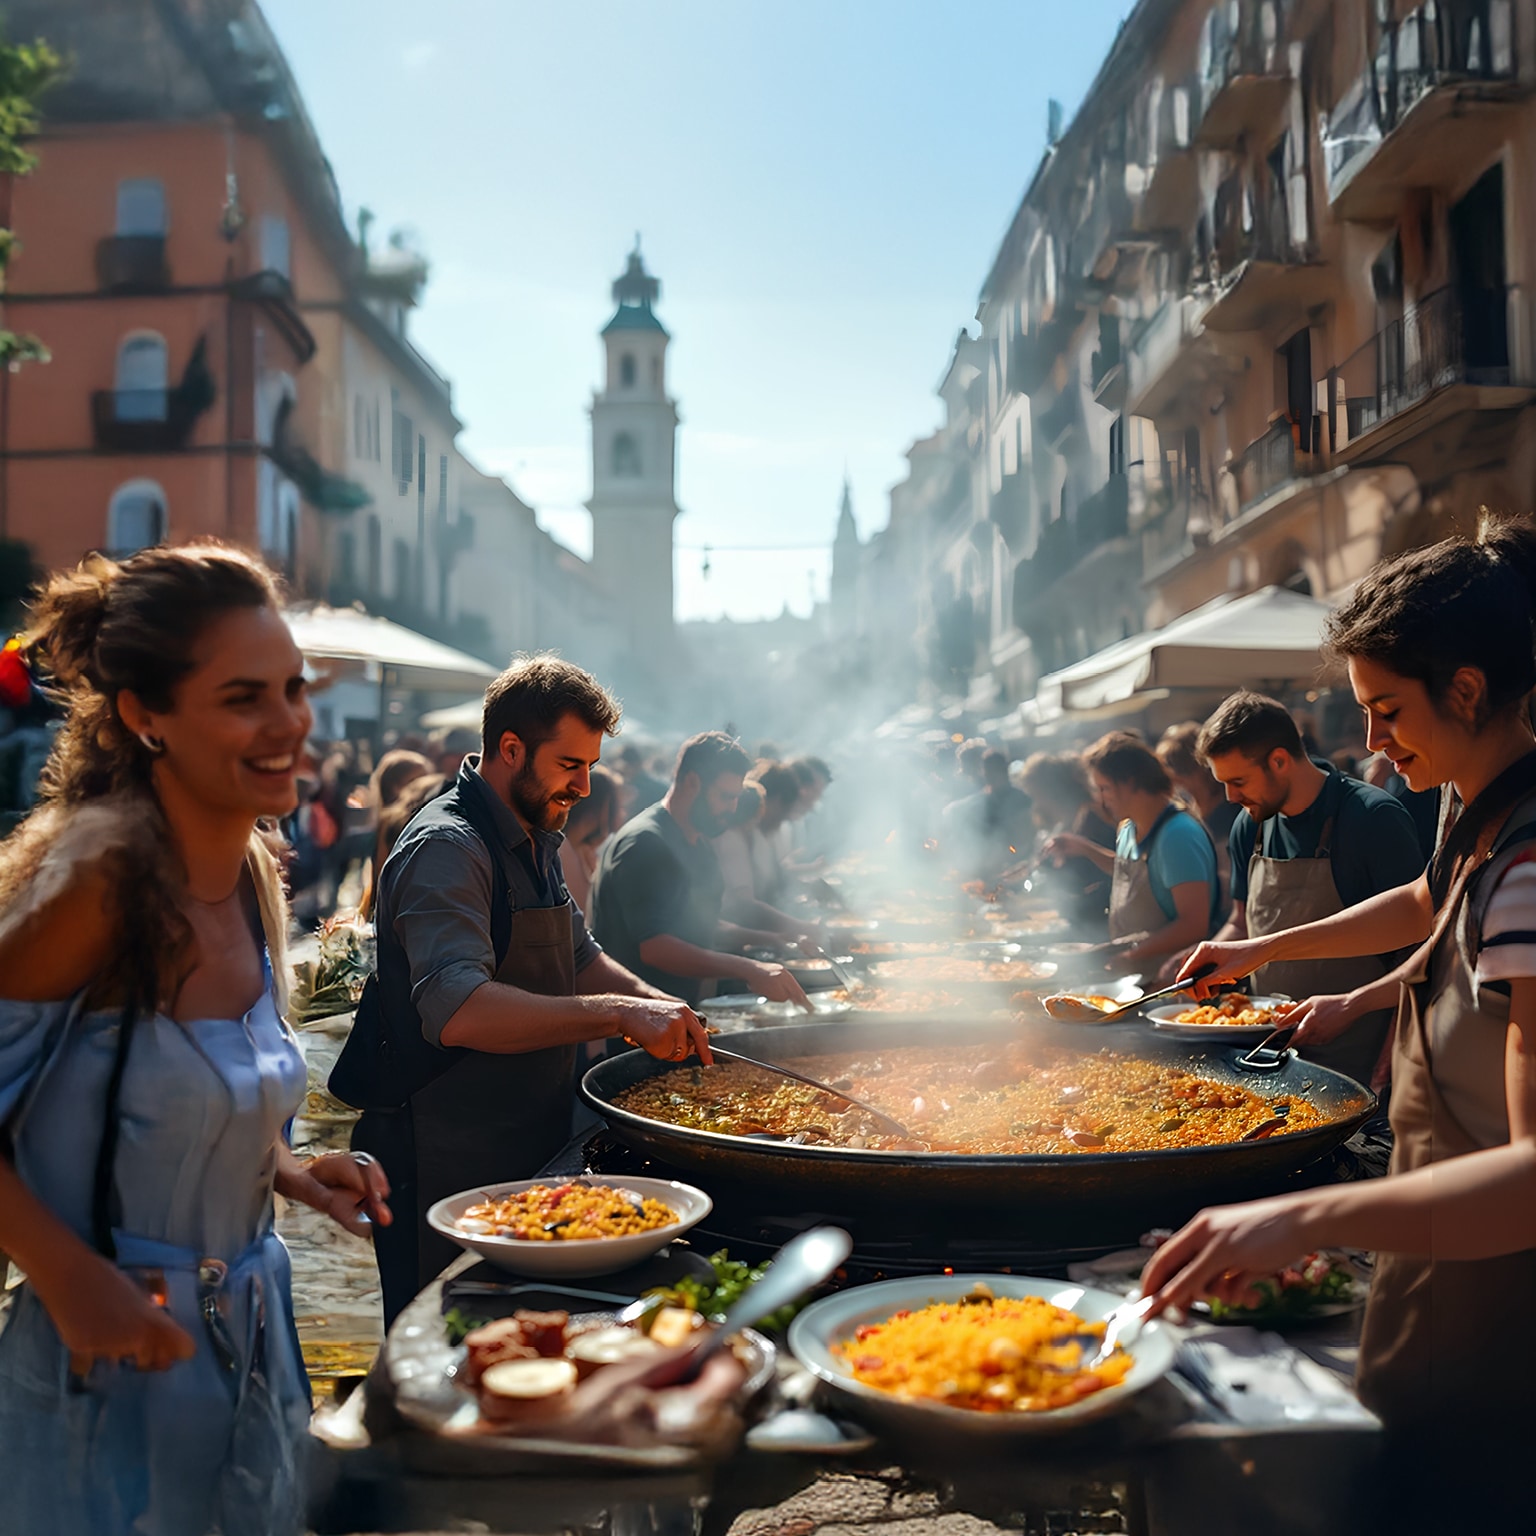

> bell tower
[587,238,679,661]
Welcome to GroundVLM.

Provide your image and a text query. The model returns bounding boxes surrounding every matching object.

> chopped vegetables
[641,1249,805,1332]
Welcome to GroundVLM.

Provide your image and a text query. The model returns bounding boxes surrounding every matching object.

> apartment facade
[0,0,620,681]
[0,0,364,592]
[853,0,1536,718]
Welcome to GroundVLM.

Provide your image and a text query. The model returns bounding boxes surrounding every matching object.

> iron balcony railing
[1337,285,1510,445]
[1198,0,1288,112]
[1324,0,1517,199]
[1012,476,1130,602]
[1209,170,1298,277]
[1234,419,1300,510]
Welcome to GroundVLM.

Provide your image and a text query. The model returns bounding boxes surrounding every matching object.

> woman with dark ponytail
[1144,518,1536,1529]
[0,544,389,1535]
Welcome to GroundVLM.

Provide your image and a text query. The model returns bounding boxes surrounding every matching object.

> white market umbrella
[1032,587,1334,718]
[284,605,498,694]
[419,699,483,730]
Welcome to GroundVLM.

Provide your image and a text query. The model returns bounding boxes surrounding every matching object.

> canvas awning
[1031,586,1334,717]
[284,605,498,694]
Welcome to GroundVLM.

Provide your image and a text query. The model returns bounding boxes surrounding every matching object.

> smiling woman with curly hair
[0,543,391,1536]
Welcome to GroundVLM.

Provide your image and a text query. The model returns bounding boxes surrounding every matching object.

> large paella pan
[579,1017,1375,1216]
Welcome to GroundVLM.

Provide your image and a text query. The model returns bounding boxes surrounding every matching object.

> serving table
[306,1130,1388,1536]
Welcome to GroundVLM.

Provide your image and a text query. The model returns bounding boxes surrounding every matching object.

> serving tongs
[704,1045,917,1140]
[1042,963,1218,1023]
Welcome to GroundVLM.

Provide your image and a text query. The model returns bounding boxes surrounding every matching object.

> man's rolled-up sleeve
[387,832,498,1046]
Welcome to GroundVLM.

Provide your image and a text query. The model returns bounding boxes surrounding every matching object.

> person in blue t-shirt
[1044,732,1219,968]
[1196,691,1426,1086]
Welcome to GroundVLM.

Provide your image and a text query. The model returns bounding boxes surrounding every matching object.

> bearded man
[332,656,713,1323]
[590,732,812,1011]
[1197,691,1425,1088]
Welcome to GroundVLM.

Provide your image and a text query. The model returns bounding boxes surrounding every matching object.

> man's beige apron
[1355,792,1536,1529]
[406,901,578,1291]
[1246,783,1392,1087]
[1108,805,1181,942]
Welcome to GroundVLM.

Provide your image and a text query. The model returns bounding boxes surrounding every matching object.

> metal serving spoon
[1059,1294,1158,1371]
[622,1226,854,1386]
[705,1045,918,1139]
[1042,963,1217,1024]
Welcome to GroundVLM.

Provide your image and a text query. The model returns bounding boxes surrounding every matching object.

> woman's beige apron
[1355,794,1536,1527]
[1246,784,1392,1087]
[404,902,578,1292]
[1108,805,1181,942]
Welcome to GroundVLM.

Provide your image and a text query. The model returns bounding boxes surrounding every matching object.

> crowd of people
[1,517,1536,1529]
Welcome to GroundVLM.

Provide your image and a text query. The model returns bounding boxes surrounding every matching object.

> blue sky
[262,0,1133,621]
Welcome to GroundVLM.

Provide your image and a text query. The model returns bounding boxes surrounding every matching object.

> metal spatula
[1042,963,1218,1023]
[705,1045,917,1139]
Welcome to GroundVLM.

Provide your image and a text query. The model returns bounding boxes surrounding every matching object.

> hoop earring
[138,732,165,757]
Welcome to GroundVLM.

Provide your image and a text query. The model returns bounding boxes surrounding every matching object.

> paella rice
[612,1044,1329,1153]
[455,1182,677,1241]
[836,1291,1132,1411]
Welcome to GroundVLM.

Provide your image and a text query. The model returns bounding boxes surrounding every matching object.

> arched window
[114,332,168,421]
[650,357,661,390]
[115,178,166,236]
[107,480,166,556]
[620,353,636,388]
[612,432,641,478]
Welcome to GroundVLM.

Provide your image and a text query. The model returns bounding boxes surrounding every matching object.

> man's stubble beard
[509,764,570,833]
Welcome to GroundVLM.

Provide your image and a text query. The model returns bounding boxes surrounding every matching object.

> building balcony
[1008,305,1082,399]
[1193,0,1292,150]
[1324,0,1526,223]
[1201,176,1331,334]
[1140,491,1204,579]
[95,235,170,293]
[228,269,317,364]
[1077,473,1130,547]
[1069,170,1138,286]
[1012,476,1129,607]
[91,387,205,452]
[1125,293,1220,421]
[1232,417,1321,512]
[1334,284,1527,461]
[1127,81,1200,235]
[1092,336,1126,411]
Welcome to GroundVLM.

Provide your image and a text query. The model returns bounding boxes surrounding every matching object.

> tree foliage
[0,32,63,371]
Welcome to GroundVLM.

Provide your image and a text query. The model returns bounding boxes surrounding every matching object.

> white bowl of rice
[427,1176,712,1277]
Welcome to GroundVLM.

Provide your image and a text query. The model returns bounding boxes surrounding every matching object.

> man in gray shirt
[333,656,710,1320]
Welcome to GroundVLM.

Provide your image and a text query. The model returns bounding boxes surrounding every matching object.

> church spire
[836,475,856,541]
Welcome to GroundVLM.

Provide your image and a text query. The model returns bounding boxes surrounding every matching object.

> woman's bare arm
[1141,977,1536,1313]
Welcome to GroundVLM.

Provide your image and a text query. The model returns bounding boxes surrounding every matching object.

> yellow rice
[836,1293,1132,1412]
